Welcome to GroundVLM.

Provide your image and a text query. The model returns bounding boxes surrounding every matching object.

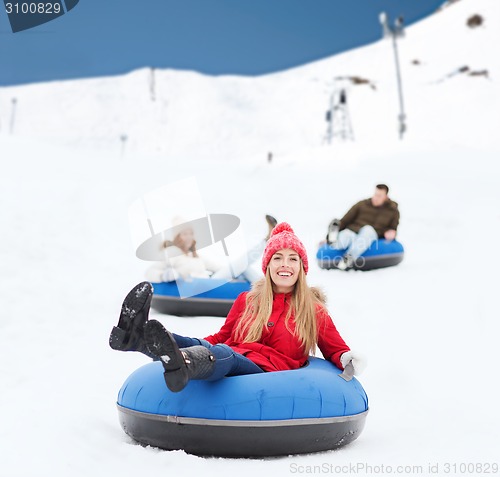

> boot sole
[144,320,189,393]
[109,282,153,351]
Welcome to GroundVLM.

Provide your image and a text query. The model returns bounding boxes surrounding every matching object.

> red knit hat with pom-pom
[261,222,309,274]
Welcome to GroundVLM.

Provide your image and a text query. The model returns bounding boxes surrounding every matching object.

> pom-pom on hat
[262,222,309,274]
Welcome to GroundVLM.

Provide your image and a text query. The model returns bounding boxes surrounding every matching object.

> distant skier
[326,184,400,270]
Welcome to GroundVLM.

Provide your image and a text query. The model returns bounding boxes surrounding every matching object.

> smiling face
[268,248,301,293]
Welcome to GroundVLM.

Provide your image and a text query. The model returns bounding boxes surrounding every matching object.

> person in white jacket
[145,215,277,284]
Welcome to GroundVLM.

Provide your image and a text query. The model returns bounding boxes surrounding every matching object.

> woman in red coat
[110,223,365,392]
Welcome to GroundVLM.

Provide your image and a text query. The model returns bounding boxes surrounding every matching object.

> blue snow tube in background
[317,239,404,271]
[150,278,251,317]
[116,357,369,457]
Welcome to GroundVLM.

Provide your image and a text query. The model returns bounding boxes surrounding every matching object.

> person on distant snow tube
[109,223,366,392]
[325,184,400,271]
[145,214,278,284]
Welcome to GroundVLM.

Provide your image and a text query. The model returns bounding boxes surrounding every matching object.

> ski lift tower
[379,12,407,139]
[324,77,354,143]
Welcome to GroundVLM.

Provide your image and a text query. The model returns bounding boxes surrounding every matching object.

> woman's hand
[340,351,367,375]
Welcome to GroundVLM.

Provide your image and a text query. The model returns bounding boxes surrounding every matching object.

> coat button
[267,322,274,327]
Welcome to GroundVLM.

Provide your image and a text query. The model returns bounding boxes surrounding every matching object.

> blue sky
[0,0,444,86]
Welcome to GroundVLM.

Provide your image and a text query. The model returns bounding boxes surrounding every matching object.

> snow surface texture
[1,0,499,475]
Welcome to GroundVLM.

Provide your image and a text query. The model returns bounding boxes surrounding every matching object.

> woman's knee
[210,344,235,361]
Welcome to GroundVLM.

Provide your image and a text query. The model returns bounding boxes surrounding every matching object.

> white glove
[162,267,180,282]
[340,350,367,376]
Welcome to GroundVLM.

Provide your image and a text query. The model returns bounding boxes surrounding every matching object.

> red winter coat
[204,291,350,372]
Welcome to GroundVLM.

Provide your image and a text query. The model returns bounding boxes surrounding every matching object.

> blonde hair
[234,266,327,354]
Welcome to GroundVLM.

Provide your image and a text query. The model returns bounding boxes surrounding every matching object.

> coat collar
[273,291,293,301]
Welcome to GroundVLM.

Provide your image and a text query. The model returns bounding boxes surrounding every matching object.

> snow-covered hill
[0,0,498,158]
[1,0,499,476]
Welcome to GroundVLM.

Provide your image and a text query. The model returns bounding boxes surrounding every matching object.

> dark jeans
[172,333,264,381]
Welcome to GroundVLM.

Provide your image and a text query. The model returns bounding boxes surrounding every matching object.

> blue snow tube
[317,239,404,271]
[150,278,251,317]
[116,357,369,457]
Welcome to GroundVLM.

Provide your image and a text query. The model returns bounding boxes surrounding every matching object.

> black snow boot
[144,319,216,393]
[326,218,341,245]
[109,282,154,356]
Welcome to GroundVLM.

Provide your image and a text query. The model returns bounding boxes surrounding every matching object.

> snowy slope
[2,136,499,477]
[1,0,499,476]
[0,0,498,158]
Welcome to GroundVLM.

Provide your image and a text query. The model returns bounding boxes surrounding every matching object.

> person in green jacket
[326,184,400,270]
